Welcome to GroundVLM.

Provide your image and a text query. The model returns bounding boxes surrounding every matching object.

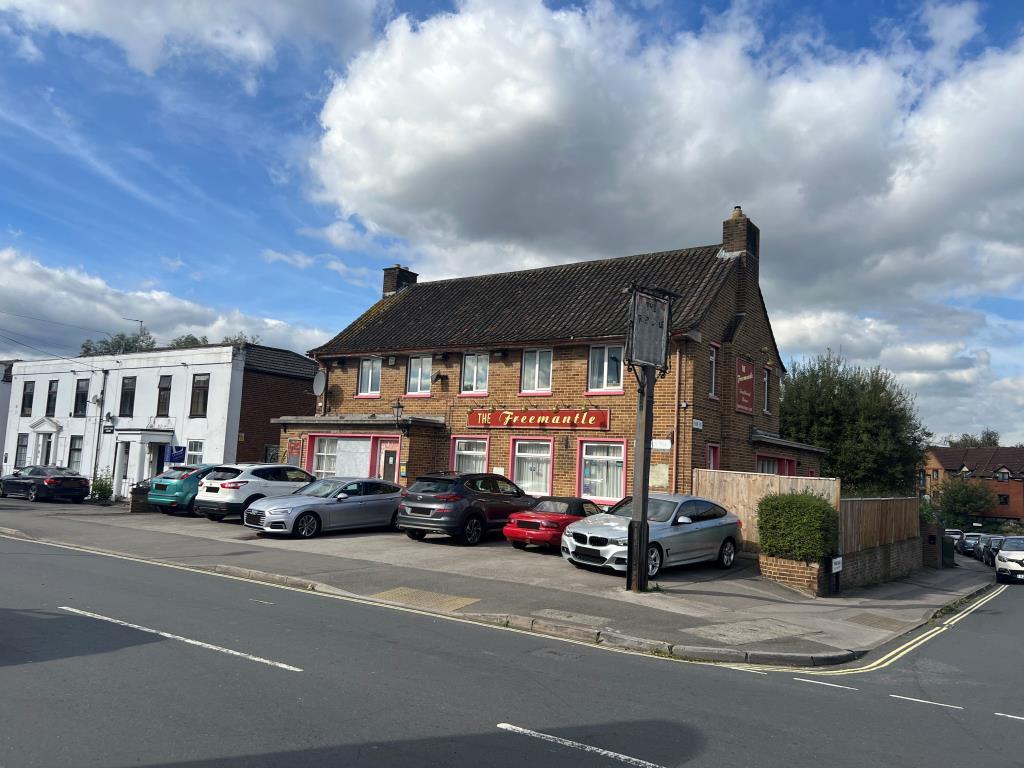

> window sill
[188,415,208,419]
[404,392,431,398]
[762,410,771,415]
[584,390,625,396]
[457,392,489,398]
[708,394,720,401]
[518,391,553,397]
[353,394,381,399]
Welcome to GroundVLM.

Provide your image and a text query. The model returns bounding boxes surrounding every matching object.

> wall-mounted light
[391,399,408,436]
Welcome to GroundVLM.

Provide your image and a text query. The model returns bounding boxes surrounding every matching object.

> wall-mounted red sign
[736,359,755,413]
[468,408,610,430]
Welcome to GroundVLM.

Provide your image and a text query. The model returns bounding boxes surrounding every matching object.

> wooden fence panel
[838,497,919,554]
[691,469,841,550]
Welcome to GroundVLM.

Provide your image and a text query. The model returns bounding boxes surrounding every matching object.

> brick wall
[238,371,316,463]
[921,523,942,569]
[840,537,922,588]
[758,554,828,597]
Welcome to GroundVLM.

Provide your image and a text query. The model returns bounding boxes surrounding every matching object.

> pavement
[1,532,1020,767]
[0,497,998,667]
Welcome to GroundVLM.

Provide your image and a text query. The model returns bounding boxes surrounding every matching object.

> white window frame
[14,433,29,467]
[588,345,624,392]
[512,439,553,496]
[407,355,432,395]
[521,348,553,393]
[762,368,771,413]
[579,441,626,502]
[358,357,382,396]
[67,435,84,472]
[461,352,489,394]
[186,440,204,465]
[453,438,487,474]
[313,437,339,479]
[709,345,718,397]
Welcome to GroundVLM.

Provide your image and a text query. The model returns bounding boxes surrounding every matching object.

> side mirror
[12,470,21,477]
[674,515,692,525]
[335,492,349,500]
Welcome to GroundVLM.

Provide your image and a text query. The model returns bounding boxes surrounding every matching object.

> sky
[0,0,1022,443]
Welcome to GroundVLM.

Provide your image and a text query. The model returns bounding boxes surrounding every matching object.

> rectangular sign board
[832,556,843,573]
[468,408,609,431]
[736,358,755,413]
[626,290,670,370]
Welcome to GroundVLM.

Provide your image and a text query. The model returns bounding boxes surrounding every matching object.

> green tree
[221,332,261,346]
[169,334,209,348]
[780,351,930,495]
[80,329,156,356]
[930,475,997,527]
[942,428,1000,448]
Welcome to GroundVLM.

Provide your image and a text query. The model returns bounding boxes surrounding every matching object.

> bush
[90,473,113,503]
[758,491,839,562]
[919,499,939,527]
[931,476,997,526]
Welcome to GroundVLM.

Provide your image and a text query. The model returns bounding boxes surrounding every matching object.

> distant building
[922,446,1024,522]
[274,207,825,501]
[3,344,316,497]
[0,360,17,472]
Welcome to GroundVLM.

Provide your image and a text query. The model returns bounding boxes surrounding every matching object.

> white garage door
[335,438,372,477]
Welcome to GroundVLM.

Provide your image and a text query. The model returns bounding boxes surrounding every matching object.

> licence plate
[574,545,601,559]
[407,507,429,515]
[206,487,219,493]
[155,484,167,491]
[1017,574,1024,580]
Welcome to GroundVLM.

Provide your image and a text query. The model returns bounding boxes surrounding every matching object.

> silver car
[561,494,741,578]
[243,477,403,539]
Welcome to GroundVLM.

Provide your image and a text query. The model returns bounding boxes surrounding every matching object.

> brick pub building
[276,208,824,504]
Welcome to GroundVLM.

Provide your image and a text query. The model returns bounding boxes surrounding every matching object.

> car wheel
[205,513,225,522]
[292,512,320,539]
[390,510,400,531]
[27,485,39,502]
[406,530,427,541]
[511,540,527,550]
[0,482,6,498]
[458,515,484,546]
[646,544,662,578]
[716,539,737,569]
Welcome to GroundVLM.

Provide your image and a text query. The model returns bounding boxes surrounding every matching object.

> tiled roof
[928,446,1024,476]
[312,244,734,355]
[242,344,318,380]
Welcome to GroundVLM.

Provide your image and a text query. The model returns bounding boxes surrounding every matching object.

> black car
[958,532,981,555]
[0,465,90,502]
[396,471,536,545]
[982,535,1005,566]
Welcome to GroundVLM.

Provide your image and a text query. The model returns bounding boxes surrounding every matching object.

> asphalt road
[0,535,1020,768]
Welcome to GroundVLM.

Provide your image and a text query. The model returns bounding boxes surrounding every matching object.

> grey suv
[397,472,536,546]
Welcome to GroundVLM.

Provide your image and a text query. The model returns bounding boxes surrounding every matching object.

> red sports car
[503,496,604,549]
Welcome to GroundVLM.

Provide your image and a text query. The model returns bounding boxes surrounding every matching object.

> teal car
[148,464,218,515]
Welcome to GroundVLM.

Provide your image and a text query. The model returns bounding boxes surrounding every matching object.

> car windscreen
[157,466,194,479]
[408,478,455,493]
[207,467,242,481]
[964,533,981,540]
[46,467,79,475]
[611,498,678,523]
[298,479,346,498]
[534,500,570,514]
[1001,538,1024,551]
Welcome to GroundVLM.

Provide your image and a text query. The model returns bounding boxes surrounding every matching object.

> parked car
[148,464,218,515]
[974,534,992,561]
[958,532,981,556]
[982,535,1005,566]
[396,472,536,546]
[0,465,90,503]
[244,477,403,538]
[561,494,741,578]
[194,463,316,521]
[503,496,605,550]
[995,536,1024,583]
[944,529,964,544]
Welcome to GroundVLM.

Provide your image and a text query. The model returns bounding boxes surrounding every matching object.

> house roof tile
[928,446,1024,476]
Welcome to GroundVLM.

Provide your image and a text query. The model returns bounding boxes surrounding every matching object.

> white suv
[194,464,315,522]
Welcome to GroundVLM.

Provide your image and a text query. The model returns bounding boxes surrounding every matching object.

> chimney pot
[722,205,759,258]
[382,264,418,297]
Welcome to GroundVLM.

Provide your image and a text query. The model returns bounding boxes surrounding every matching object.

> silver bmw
[243,477,403,539]
[561,493,741,578]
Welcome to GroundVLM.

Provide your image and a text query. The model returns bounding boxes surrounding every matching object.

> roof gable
[928,446,1024,475]
[312,244,732,356]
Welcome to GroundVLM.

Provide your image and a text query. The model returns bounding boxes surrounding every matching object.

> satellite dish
[312,370,327,397]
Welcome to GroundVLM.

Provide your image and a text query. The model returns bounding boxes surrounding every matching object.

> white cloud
[325,258,372,285]
[161,256,185,271]
[0,18,40,60]
[262,248,316,269]
[0,0,379,75]
[0,247,329,357]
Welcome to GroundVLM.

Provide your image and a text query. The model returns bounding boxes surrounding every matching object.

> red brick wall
[238,371,315,463]
[758,554,828,597]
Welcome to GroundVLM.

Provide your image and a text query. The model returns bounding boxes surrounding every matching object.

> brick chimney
[722,205,759,258]
[382,264,418,297]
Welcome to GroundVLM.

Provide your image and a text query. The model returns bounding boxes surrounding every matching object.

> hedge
[758,491,839,562]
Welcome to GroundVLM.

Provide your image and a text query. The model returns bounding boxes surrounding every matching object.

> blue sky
[1,0,1023,442]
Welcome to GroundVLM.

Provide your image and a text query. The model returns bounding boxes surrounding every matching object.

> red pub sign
[736,358,755,413]
[468,408,610,430]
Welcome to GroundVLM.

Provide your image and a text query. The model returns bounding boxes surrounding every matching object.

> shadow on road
[0,607,161,668]
[109,719,705,767]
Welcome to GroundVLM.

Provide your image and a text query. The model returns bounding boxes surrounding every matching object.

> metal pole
[627,363,655,592]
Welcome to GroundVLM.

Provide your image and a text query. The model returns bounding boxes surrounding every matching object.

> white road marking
[249,599,275,605]
[943,585,1007,626]
[994,713,1024,722]
[727,666,768,675]
[793,677,858,691]
[888,695,962,710]
[59,606,302,672]
[497,723,666,768]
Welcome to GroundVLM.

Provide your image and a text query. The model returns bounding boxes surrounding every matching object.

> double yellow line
[731,584,1008,677]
